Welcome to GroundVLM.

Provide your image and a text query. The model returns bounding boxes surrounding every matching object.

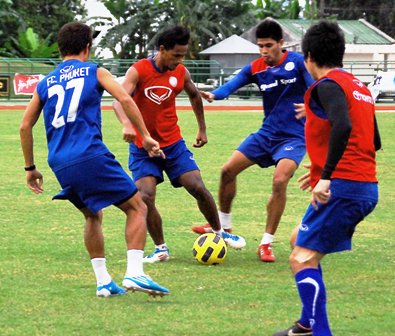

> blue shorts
[53,153,137,214]
[296,180,378,254]
[237,132,306,168]
[129,139,199,187]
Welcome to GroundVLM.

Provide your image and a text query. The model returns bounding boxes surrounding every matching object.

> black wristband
[24,165,36,171]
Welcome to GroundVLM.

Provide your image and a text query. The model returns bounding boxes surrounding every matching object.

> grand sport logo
[144,86,172,105]
[353,90,374,105]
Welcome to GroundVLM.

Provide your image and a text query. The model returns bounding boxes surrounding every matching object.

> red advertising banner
[13,73,44,95]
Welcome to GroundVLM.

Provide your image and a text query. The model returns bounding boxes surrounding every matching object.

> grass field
[0,108,394,336]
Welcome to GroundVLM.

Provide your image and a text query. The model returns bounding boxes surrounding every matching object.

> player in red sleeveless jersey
[274,21,381,336]
[113,26,246,263]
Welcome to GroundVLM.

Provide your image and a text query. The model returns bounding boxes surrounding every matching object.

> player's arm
[184,69,207,148]
[19,91,44,194]
[201,65,252,101]
[374,115,381,151]
[98,67,164,158]
[310,80,351,208]
[112,67,139,143]
[294,58,314,120]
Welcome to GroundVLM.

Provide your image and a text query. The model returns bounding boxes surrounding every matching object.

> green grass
[0,108,394,336]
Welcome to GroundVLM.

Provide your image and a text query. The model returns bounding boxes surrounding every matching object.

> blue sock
[295,268,332,336]
[298,263,323,327]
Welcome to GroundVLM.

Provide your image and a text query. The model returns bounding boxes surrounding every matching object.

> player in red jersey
[113,26,246,263]
[273,20,381,336]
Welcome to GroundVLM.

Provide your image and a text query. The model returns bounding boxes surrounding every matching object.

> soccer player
[273,20,380,336]
[20,22,170,297]
[113,26,246,263]
[193,19,314,262]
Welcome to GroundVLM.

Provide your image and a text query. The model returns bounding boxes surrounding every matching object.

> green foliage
[0,0,23,55]
[96,0,256,59]
[11,0,86,45]
[314,0,395,37]
[3,27,59,58]
[254,0,301,19]
[0,0,86,58]
[0,107,394,335]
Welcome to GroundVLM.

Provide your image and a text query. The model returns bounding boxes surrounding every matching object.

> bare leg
[179,170,221,230]
[219,150,254,213]
[82,208,105,258]
[265,158,298,235]
[135,176,164,245]
[116,191,147,250]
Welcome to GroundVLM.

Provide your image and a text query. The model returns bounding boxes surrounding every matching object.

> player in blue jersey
[20,22,169,298]
[193,19,313,262]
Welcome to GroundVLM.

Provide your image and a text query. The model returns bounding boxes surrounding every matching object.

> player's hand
[142,137,166,159]
[294,103,306,120]
[26,169,43,194]
[193,129,208,148]
[311,179,331,210]
[122,125,136,143]
[199,91,215,103]
[297,163,311,191]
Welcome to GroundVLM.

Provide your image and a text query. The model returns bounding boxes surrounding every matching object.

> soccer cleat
[143,247,170,263]
[191,223,232,234]
[96,280,126,297]
[272,322,312,336]
[258,243,276,262]
[221,231,246,249]
[122,275,170,297]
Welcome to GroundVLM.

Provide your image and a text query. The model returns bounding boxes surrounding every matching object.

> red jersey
[132,58,186,148]
[305,69,377,187]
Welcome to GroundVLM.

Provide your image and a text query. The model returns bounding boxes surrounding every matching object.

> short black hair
[58,22,92,57]
[156,26,190,50]
[302,20,345,68]
[255,19,283,41]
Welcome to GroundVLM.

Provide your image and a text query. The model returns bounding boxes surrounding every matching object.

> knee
[289,226,299,249]
[139,189,155,208]
[289,252,303,273]
[188,182,208,200]
[220,165,236,183]
[272,174,290,194]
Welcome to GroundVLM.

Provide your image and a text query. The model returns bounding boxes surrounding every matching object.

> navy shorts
[296,180,378,254]
[129,139,199,187]
[53,153,137,214]
[237,131,306,167]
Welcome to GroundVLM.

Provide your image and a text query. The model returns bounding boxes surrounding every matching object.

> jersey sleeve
[296,55,314,87]
[212,64,253,100]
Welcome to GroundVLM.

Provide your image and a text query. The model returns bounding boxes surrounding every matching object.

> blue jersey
[37,60,109,172]
[213,51,313,140]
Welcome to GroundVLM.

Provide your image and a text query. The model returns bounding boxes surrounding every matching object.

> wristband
[24,165,36,171]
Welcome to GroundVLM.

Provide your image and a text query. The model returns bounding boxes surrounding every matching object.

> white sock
[219,211,232,230]
[155,243,168,251]
[260,233,275,245]
[125,249,144,278]
[213,228,224,235]
[91,258,112,286]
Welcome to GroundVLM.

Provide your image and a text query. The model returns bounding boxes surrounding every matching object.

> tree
[3,27,58,58]
[11,0,87,45]
[95,0,165,59]
[0,0,23,55]
[254,0,301,19]
[161,0,257,59]
[95,0,256,60]
[316,0,395,38]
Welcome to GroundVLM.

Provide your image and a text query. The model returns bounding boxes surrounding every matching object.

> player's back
[37,59,109,172]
